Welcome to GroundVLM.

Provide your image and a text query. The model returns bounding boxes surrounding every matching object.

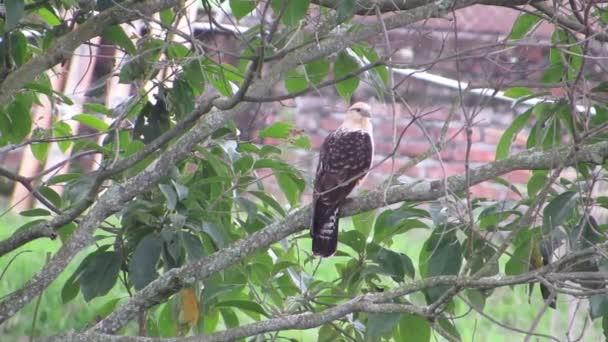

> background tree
[1,0,608,341]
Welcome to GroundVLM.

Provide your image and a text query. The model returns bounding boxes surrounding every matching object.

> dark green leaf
[508,13,541,40]
[272,0,310,26]
[19,208,51,217]
[420,230,462,303]
[159,183,178,210]
[181,232,204,261]
[5,93,33,143]
[543,191,578,234]
[370,245,415,281]
[438,317,461,341]
[101,25,137,55]
[38,186,62,208]
[215,300,268,317]
[275,172,304,207]
[230,0,256,20]
[399,314,431,342]
[79,251,121,301]
[496,108,532,160]
[220,308,239,328]
[129,233,163,290]
[333,52,360,101]
[336,0,356,24]
[590,294,608,320]
[8,32,27,66]
[6,0,25,30]
[366,313,401,339]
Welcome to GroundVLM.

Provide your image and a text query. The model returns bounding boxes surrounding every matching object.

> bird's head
[348,102,372,118]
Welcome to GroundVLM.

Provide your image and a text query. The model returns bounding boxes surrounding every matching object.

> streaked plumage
[311,102,374,257]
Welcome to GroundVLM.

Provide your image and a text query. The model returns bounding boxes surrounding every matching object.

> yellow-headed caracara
[311,102,374,257]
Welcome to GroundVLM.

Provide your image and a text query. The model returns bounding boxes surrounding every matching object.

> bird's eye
[352,108,360,112]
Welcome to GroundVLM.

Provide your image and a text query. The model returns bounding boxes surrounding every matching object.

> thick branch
[311,0,542,15]
[91,140,608,334]
[44,268,608,341]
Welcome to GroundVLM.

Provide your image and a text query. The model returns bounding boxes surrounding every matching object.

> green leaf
[508,13,541,40]
[305,59,330,85]
[159,183,178,210]
[285,69,308,94]
[160,9,174,26]
[276,172,304,207]
[340,230,367,253]
[336,0,357,24]
[39,185,62,209]
[72,114,109,131]
[79,251,121,301]
[371,245,415,281]
[215,300,268,317]
[541,62,565,83]
[496,108,532,160]
[399,314,431,342]
[249,191,286,216]
[527,171,547,197]
[420,229,462,303]
[6,0,25,30]
[129,233,162,290]
[352,210,375,238]
[101,25,137,55]
[19,208,51,217]
[438,317,461,341]
[367,313,401,339]
[543,191,578,234]
[373,207,428,243]
[259,122,293,139]
[503,87,534,98]
[333,51,360,101]
[181,231,204,261]
[590,294,608,320]
[272,0,310,26]
[95,298,122,319]
[5,93,33,143]
[52,121,73,152]
[505,229,537,276]
[36,7,62,27]
[230,0,256,20]
[8,31,28,66]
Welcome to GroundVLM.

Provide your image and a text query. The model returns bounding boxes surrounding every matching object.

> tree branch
[0,0,180,104]
[90,140,608,334]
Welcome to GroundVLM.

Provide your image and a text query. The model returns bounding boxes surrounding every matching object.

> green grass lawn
[0,213,604,340]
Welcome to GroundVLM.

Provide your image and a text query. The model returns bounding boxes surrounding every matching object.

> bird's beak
[361,110,372,118]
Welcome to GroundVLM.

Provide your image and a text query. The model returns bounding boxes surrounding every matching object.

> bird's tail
[311,201,339,257]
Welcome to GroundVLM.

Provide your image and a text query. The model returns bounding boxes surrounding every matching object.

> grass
[0,213,604,340]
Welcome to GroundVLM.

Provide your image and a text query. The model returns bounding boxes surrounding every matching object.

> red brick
[501,170,531,184]
[444,126,483,143]
[309,135,324,149]
[449,144,496,162]
[424,162,466,179]
[398,142,432,157]
[319,118,340,131]
[377,122,424,139]
[482,127,527,146]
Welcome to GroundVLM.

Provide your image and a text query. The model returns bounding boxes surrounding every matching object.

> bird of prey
[311,102,374,257]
